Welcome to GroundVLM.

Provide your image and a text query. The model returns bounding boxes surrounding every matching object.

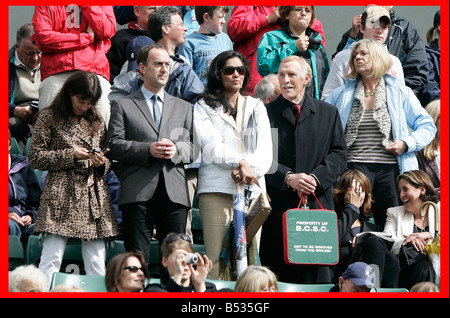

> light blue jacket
[325,74,436,174]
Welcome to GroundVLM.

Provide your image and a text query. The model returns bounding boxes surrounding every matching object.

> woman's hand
[295,35,309,52]
[231,160,255,185]
[385,140,407,156]
[403,233,430,253]
[344,178,365,209]
[190,253,213,292]
[73,147,91,160]
[88,151,106,168]
[74,147,106,167]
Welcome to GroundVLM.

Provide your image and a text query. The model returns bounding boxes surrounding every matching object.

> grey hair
[9,265,48,292]
[254,74,278,102]
[16,23,34,47]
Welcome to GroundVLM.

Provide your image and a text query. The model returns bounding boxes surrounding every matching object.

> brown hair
[397,170,439,203]
[160,233,193,258]
[278,6,315,27]
[44,71,102,136]
[334,170,373,216]
[105,251,150,292]
[195,6,229,25]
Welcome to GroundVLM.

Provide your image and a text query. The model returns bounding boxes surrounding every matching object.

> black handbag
[398,244,429,268]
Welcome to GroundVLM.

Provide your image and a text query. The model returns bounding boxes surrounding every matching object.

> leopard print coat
[28,108,119,240]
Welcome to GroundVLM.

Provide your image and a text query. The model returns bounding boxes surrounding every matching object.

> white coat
[194,95,273,199]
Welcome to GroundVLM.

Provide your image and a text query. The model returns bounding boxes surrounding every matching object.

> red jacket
[228,6,326,95]
[32,6,116,82]
[227,6,281,95]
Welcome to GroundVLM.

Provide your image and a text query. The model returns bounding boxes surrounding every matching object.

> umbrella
[420,201,440,286]
[233,184,249,278]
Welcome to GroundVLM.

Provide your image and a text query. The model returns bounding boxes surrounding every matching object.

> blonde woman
[415,100,440,197]
[325,39,436,227]
[234,265,279,292]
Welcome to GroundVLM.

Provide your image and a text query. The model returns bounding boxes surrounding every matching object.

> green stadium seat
[206,279,236,291]
[10,137,22,155]
[277,282,335,292]
[105,240,126,265]
[49,272,107,292]
[9,235,26,270]
[370,287,409,292]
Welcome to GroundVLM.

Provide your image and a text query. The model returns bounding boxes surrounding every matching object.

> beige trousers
[198,193,234,280]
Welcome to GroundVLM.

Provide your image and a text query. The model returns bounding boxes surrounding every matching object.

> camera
[185,253,198,265]
[90,148,101,153]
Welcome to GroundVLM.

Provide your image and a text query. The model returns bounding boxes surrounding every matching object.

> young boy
[178,6,233,85]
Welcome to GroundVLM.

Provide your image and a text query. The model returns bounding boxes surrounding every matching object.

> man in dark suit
[260,55,347,284]
[107,44,193,265]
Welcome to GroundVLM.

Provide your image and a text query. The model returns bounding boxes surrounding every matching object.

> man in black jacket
[333,6,428,95]
[260,55,347,284]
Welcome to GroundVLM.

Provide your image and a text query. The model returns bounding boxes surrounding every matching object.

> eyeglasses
[123,265,144,273]
[293,7,312,14]
[221,66,246,76]
[166,233,192,244]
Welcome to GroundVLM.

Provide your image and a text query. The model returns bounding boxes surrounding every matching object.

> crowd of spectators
[8,5,441,294]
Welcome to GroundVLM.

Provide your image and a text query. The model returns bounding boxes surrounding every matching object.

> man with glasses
[9,24,42,147]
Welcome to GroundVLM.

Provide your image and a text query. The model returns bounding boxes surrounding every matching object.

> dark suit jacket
[260,93,347,283]
[265,94,347,212]
[107,89,193,208]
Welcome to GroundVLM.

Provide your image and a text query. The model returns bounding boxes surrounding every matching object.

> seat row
[8,234,205,278]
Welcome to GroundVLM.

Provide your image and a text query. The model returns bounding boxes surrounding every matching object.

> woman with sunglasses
[144,233,216,292]
[105,251,151,292]
[193,50,273,279]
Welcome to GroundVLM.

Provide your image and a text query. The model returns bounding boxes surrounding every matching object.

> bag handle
[420,201,439,235]
[297,192,324,210]
[250,177,271,202]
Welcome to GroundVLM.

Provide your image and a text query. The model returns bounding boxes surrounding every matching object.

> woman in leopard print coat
[28,71,119,285]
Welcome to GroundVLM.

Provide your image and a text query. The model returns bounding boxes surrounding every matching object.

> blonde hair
[234,265,279,292]
[347,39,392,79]
[421,100,440,161]
[410,281,439,292]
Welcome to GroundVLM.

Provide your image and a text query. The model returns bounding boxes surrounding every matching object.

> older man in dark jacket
[260,55,347,284]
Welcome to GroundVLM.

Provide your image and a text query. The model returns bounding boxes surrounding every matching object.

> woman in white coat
[194,50,273,279]
[384,170,439,289]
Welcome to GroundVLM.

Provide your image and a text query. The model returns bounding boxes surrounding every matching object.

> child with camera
[144,233,217,292]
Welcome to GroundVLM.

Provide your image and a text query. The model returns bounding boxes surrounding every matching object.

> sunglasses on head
[221,66,246,76]
[166,233,192,244]
[123,265,144,273]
